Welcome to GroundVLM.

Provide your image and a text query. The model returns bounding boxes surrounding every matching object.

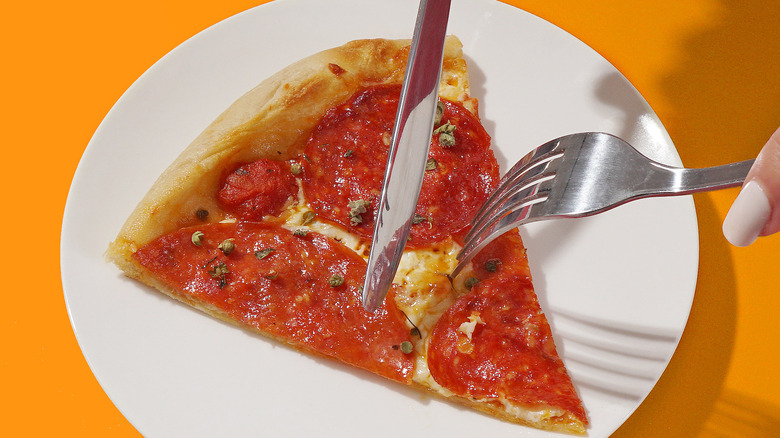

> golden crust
[126,262,581,436]
[119,254,354,368]
[433,389,587,435]
[107,36,586,435]
[107,37,471,271]
[411,382,587,435]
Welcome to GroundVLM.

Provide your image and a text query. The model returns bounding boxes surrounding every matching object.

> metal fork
[451,132,753,278]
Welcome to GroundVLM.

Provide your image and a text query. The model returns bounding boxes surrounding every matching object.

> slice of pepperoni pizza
[108,37,588,434]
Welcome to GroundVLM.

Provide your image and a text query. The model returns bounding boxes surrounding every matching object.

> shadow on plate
[610,0,780,431]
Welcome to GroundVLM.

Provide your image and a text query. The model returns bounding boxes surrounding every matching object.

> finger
[723,127,780,246]
[754,127,780,236]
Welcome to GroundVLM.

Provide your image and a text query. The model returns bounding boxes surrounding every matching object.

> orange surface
[3,0,779,436]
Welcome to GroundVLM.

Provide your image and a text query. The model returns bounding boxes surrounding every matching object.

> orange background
[3,0,779,436]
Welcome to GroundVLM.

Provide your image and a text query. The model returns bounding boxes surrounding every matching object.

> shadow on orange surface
[611,193,736,437]
[614,0,780,436]
[660,0,780,167]
[700,389,780,437]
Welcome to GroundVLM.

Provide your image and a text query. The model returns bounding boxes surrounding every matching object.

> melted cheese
[278,181,564,427]
[498,397,564,424]
[281,188,459,379]
[458,312,484,341]
[281,185,370,255]
[282,187,460,333]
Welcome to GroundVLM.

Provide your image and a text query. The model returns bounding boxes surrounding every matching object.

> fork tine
[468,139,564,231]
[459,188,547,259]
[451,195,545,278]
[454,130,755,279]
[464,170,555,243]
[463,148,564,246]
[453,140,565,279]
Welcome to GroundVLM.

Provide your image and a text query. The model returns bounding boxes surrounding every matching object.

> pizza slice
[108,37,588,434]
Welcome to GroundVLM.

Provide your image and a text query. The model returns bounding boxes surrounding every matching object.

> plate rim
[61,0,699,436]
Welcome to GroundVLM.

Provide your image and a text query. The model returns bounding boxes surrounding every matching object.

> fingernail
[723,180,771,246]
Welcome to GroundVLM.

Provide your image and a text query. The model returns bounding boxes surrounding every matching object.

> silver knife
[362,0,451,311]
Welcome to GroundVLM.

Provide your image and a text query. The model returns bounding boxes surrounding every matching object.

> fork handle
[659,159,755,195]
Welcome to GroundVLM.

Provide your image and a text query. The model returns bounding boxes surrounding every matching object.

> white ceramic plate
[61,0,698,436]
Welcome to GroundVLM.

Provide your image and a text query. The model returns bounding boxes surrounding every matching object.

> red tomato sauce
[300,84,499,247]
[133,222,415,383]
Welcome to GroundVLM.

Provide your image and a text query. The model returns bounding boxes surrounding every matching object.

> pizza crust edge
[105,36,587,435]
[107,37,470,269]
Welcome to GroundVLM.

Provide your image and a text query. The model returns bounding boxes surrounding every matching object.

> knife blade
[362,0,451,311]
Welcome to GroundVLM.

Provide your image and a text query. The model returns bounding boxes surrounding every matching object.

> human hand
[723,127,780,246]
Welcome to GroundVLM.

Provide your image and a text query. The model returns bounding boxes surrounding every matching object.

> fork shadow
[608,0,780,434]
[550,306,681,400]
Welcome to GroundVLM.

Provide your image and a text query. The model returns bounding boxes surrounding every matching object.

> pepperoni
[427,231,587,423]
[133,222,415,383]
[300,84,498,247]
[217,159,298,220]
[469,229,532,277]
